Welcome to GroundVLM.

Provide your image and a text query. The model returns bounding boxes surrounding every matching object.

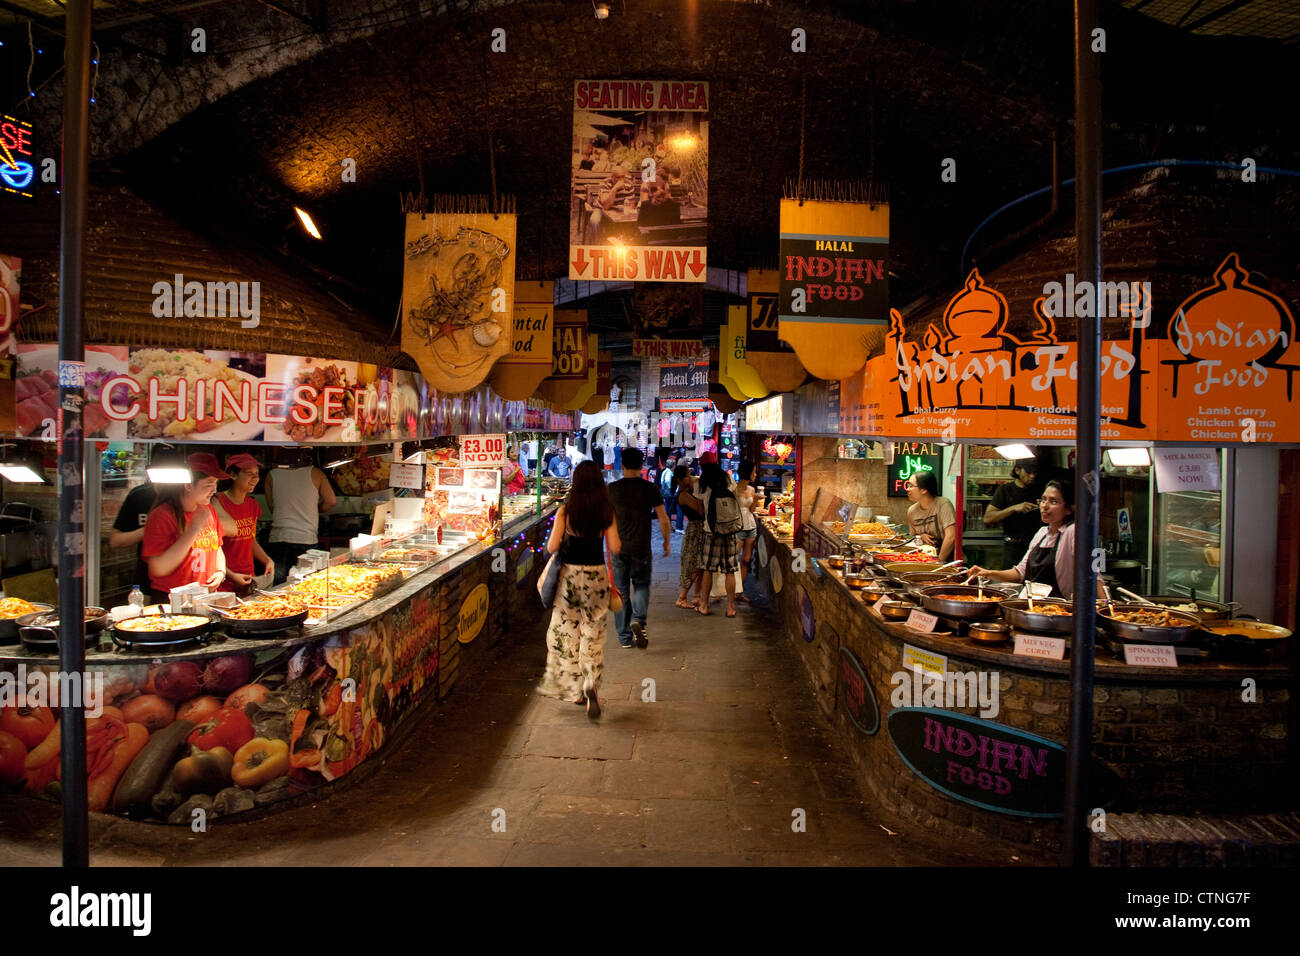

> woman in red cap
[215,453,274,594]
[140,453,229,604]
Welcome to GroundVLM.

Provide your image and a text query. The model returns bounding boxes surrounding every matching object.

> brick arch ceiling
[106,0,1074,305]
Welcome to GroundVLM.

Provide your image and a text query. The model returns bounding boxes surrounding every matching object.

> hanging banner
[401,210,516,394]
[569,80,709,283]
[633,338,706,360]
[778,196,890,380]
[659,360,709,399]
[489,279,554,401]
[868,270,1157,442]
[724,305,769,399]
[745,268,806,392]
[550,311,589,380]
[582,350,612,413]
[1156,254,1299,444]
[716,326,749,402]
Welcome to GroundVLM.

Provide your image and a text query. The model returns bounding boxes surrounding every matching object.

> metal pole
[1065,0,1102,868]
[57,0,93,869]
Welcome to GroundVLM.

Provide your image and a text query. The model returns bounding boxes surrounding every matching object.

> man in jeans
[608,447,671,648]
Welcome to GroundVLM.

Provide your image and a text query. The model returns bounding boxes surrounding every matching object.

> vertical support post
[58,0,93,869]
[1066,0,1102,868]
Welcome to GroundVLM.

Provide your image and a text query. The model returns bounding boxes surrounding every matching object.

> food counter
[0,504,558,824]
[755,518,1292,856]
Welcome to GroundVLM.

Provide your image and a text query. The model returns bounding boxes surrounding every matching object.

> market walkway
[1,526,1005,867]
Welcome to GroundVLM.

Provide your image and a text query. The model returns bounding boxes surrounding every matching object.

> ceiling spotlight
[593,1,610,19]
[294,206,322,240]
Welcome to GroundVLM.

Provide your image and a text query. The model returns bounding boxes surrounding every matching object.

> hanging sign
[0,115,35,199]
[401,210,516,394]
[633,339,705,360]
[550,312,589,380]
[659,361,709,398]
[1157,254,1299,444]
[388,461,425,490]
[887,441,941,497]
[868,269,1157,442]
[460,433,507,467]
[741,394,793,433]
[745,269,806,393]
[1152,447,1220,492]
[887,708,1066,818]
[569,80,708,283]
[489,279,554,401]
[724,305,769,398]
[778,196,890,380]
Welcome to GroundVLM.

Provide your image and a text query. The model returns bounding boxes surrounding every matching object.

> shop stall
[0,340,576,824]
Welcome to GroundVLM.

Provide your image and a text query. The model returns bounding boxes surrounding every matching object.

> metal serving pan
[112,613,214,644]
[1097,603,1203,644]
[0,602,54,644]
[999,598,1075,634]
[919,584,1008,620]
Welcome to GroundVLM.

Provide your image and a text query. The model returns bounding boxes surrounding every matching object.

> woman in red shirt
[215,453,274,594]
[140,453,229,604]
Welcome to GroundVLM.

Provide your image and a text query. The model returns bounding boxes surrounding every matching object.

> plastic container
[128,585,144,611]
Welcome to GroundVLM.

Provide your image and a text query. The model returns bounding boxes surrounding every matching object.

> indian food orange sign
[1156,255,1299,443]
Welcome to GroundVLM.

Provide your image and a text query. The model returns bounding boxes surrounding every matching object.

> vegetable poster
[402,210,517,394]
[568,80,709,283]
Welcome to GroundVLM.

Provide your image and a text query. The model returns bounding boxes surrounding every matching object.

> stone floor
[0,525,1011,866]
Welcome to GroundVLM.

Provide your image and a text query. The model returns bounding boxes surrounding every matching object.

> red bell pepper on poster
[186,707,255,754]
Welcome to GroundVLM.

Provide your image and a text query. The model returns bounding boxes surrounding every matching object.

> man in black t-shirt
[984,460,1042,563]
[108,481,158,593]
[608,447,671,649]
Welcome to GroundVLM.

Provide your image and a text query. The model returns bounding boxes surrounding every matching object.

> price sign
[388,461,424,490]
[905,609,939,633]
[460,433,507,467]
[1122,643,1178,668]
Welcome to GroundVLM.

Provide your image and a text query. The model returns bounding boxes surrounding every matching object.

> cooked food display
[869,551,934,563]
[117,614,210,632]
[378,548,438,562]
[1029,603,1072,616]
[222,595,309,620]
[1104,608,1198,627]
[932,592,1003,602]
[0,598,41,620]
[286,564,404,603]
[333,456,390,495]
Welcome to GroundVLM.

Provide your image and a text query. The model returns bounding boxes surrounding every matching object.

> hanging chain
[797,74,807,206]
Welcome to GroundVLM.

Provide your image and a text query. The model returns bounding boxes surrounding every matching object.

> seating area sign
[569,80,709,283]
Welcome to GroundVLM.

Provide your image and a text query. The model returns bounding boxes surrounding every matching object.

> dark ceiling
[3,0,1298,334]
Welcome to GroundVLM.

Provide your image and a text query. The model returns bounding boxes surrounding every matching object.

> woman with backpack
[696,459,742,617]
[672,465,706,609]
[537,460,622,719]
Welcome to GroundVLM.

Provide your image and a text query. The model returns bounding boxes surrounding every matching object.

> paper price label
[1013,634,1067,660]
[388,461,424,490]
[460,433,507,467]
[905,609,939,633]
[1122,643,1178,668]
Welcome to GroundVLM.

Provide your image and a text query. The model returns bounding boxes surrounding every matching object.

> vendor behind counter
[140,453,229,604]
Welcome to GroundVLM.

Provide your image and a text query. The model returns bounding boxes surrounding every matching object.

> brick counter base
[1091,812,1300,866]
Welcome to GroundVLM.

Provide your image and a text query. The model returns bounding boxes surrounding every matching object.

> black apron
[1023,533,1062,598]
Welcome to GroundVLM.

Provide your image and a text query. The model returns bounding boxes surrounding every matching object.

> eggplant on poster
[569,80,708,283]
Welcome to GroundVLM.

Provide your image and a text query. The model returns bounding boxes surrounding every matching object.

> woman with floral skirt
[536,460,622,719]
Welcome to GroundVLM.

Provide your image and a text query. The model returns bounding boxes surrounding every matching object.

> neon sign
[888,441,942,498]
[1,115,35,198]
[896,455,934,481]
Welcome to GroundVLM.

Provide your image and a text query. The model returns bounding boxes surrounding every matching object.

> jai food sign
[458,582,490,645]
[886,708,1066,818]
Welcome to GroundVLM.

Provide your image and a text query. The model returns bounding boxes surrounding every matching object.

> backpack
[707,488,743,536]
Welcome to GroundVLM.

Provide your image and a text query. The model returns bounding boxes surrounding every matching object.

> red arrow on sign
[571,247,589,277]
[687,249,705,278]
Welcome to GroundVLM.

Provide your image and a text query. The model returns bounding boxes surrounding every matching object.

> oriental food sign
[887,708,1066,818]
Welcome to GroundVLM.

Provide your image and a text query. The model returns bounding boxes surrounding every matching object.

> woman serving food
[140,453,230,604]
[967,479,1076,599]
